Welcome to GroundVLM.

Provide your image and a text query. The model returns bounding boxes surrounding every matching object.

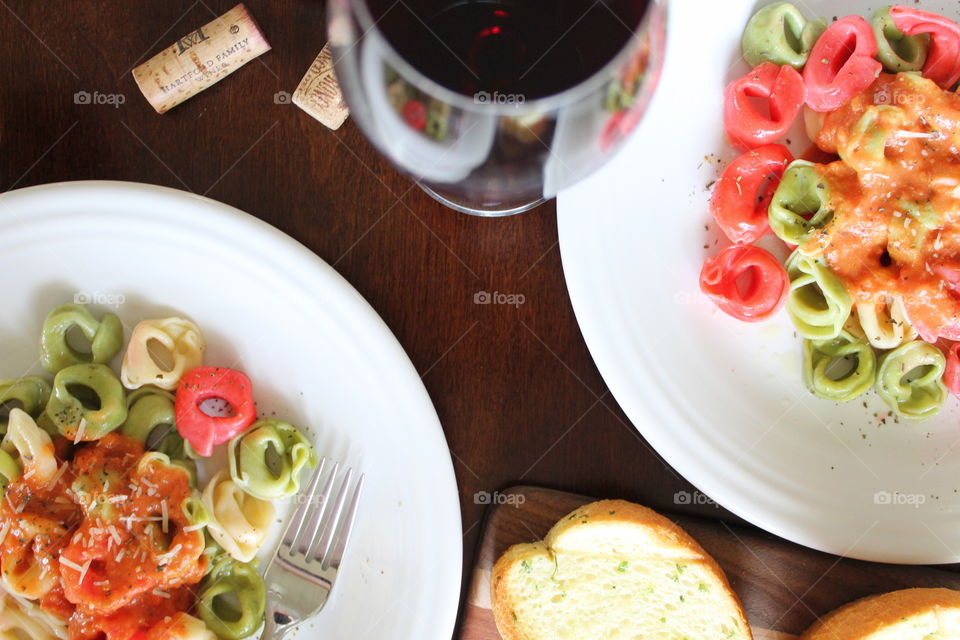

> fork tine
[281,457,327,550]
[322,473,363,571]
[308,467,353,564]
[295,461,340,555]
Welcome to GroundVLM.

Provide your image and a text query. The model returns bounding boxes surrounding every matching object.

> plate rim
[555,0,960,565]
[0,179,464,636]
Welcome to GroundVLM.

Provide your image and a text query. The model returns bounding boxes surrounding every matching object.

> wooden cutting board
[459,486,960,640]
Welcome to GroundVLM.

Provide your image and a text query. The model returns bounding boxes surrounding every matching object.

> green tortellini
[228,419,318,500]
[183,492,210,529]
[803,331,876,402]
[872,6,929,72]
[840,106,910,175]
[0,448,21,491]
[769,160,834,248]
[122,387,190,461]
[197,554,266,640]
[39,303,123,374]
[0,376,51,435]
[742,3,826,69]
[876,341,947,419]
[786,252,853,340]
[46,364,127,440]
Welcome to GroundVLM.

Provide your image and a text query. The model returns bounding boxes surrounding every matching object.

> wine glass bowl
[328,0,667,216]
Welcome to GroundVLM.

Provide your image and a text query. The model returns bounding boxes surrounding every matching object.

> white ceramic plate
[0,181,462,637]
[558,0,960,564]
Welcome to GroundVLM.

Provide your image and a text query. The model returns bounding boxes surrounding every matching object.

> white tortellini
[120,317,205,390]
[202,470,275,563]
[0,408,57,486]
[0,514,65,599]
[0,589,68,640]
[854,296,916,349]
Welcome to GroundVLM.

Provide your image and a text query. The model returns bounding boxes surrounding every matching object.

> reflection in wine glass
[329,0,666,216]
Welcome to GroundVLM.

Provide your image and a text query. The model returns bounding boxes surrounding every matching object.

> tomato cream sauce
[0,433,206,640]
[805,72,960,343]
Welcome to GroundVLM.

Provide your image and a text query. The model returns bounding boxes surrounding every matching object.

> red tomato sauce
[0,433,206,640]
[804,73,960,342]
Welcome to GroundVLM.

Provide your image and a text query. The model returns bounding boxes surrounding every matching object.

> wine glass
[327,0,666,217]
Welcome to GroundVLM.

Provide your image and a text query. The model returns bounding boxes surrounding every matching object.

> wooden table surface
[0,1,809,635]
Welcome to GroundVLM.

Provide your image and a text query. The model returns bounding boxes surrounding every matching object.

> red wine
[368,0,650,99]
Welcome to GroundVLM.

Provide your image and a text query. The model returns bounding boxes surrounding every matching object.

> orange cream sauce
[804,72,960,342]
[0,433,206,640]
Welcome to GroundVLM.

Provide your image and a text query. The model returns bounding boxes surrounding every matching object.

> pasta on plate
[0,304,319,640]
[701,3,960,420]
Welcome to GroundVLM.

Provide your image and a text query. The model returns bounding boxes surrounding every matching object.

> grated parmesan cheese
[73,418,87,444]
[78,560,92,585]
[156,544,182,564]
[152,589,171,599]
[60,557,84,572]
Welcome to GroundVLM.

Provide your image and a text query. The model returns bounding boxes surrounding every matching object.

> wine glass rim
[340,0,666,115]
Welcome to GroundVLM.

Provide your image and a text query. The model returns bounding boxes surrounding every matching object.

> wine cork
[133,4,271,114]
[293,43,349,130]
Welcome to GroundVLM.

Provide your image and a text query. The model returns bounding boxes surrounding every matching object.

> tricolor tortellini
[0,513,67,599]
[853,296,916,350]
[121,317,205,391]
[0,376,51,436]
[202,470,275,563]
[876,340,947,419]
[46,364,127,441]
[122,387,190,462]
[871,5,929,72]
[741,2,825,69]
[802,331,877,402]
[839,105,911,174]
[197,554,266,640]
[786,252,853,340]
[1,408,57,486]
[769,160,834,249]
[228,419,318,500]
[39,303,123,374]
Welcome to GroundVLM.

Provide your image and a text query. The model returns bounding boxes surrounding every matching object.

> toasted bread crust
[490,499,750,640]
[544,499,709,557]
[491,542,548,640]
[800,587,960,640]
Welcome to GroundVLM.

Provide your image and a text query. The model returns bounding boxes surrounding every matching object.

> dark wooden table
[0,1,748,635]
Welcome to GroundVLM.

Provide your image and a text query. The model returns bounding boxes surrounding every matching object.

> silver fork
[263,458,364,640]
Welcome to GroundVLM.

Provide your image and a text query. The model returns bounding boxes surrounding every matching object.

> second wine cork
[293,44,350,130]
[133,4,271,114]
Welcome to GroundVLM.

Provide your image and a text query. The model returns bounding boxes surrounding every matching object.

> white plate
[0,181,462,637]
[558,0,960,564]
